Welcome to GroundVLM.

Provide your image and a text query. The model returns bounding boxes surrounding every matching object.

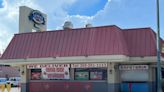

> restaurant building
[0,6,164,92]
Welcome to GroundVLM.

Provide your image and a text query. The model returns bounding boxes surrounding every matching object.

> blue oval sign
[29,10,45,25]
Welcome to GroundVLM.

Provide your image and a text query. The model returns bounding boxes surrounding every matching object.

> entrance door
[121,82,149,92]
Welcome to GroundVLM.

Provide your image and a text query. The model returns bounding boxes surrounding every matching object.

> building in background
[0,65,20,86]
[0,6,164,92]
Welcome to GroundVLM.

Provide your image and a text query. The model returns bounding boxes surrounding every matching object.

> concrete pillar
[20,65,28,92]
[148,66,153,92]
[149,66,157,92]
[70,68,74,80]
[107,62,119,92]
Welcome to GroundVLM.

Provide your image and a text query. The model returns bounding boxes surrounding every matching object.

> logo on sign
[29,10,45,25]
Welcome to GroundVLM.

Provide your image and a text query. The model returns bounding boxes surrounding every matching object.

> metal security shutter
[121,70,149,82]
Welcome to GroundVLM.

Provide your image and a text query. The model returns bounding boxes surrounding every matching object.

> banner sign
[42,67,70,79]
[27,64,69,69]
[119,65,148,70]
[71,63,107,68]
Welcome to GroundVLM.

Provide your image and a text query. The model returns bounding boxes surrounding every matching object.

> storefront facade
[22,58,163,92]
[1,55,163,92]
[27,62,107,92]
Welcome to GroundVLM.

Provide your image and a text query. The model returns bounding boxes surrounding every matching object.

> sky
[0,0,164,54]
[0,0,3,8]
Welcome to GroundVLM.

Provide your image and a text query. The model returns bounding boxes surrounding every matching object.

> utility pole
[156,0,162,92]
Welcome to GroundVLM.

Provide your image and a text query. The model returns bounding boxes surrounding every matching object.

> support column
[150,66,159,92]
[70,68,74,80]
[149,66,154,92]
[20,65,28,92]
[107,62,119,92]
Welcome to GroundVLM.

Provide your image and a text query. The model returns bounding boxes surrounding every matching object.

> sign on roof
[29,10,45,25]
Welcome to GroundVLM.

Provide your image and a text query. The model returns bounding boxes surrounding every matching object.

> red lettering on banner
[46,68,56,72]
[47,74,64,79]
[56,68,64,72]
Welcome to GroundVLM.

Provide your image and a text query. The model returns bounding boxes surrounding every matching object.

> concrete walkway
[1,87,20,92]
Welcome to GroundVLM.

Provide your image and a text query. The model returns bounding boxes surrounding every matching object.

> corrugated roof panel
[23,33,33,58]
[81,29,90,56]
[60,30,69,56]
[63,31,73,56]
[48,31,58,57]
[77,30,85,56]
[116,31,123,54]
[149,30,156,56]
[72,31,80,56]
[15,34,26,58]
[8,35,17,59]
[123,28,158,57]
[53,31,61,57]
[8,36,17,59]
[43,32,54,57]
[74,30,83,56]
[145,30,152,56]
[94,28,102,55]
[65,31,76,56]
[32,33,41,58]
[99,28,107,54]
[58,31,66,56]
[40,32,48,57]
[95,27,111,55]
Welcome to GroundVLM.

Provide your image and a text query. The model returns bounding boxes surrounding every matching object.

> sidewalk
[1,87,20,92]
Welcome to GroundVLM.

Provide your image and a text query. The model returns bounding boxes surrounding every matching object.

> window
[31,69,41,80]
[74,68,107,80]
[75,72,89,80]
[90,71,103,80]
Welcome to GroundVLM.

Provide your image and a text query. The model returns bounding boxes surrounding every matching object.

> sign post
[156,0,162,92]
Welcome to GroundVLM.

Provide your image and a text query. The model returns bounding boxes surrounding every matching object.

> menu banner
[42,67,70,79]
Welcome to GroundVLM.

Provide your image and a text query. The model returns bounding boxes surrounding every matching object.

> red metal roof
[122,28,157,57]
[1,25,163,59]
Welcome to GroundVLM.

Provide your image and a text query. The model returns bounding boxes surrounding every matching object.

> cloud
[0,0,42,53]
[0,24,12,53]
[0,0,113,53]
[67,15,94,28]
